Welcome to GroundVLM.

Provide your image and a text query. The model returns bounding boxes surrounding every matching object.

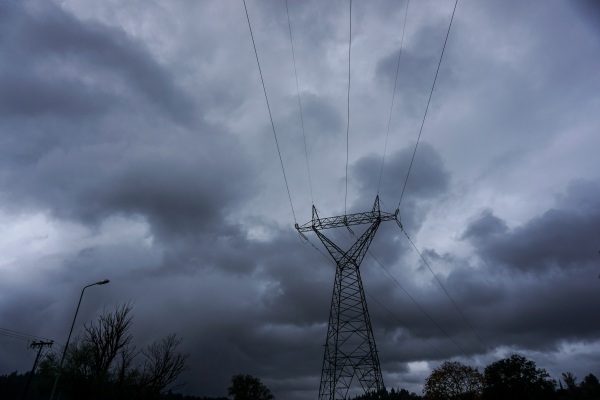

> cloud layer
[1,1,599,398]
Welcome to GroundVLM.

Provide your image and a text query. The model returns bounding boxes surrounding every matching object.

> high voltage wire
[379,198,495,362]
[0,331,35,342]
[378,0,411,195]
[0,327,52,342]
[243,0,297,224]
[344,0,352,215]
[398,0,458,209]
[0,328,62,349]
[285,0,314,206]
[364,292,448,360]
[366,250,477,362]
[334,227,479,365]
[303,234,449,361]
[401,228,497,361]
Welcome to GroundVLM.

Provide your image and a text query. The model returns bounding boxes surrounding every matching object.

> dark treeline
[4,318,600,400]
[0,370,39,400]
[1,302,191,400]
[0,371,227,400]
[352,355,600,400]
[352,387,422,399]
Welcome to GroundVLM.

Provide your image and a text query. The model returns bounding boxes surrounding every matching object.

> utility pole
[22,340,53,400]
[296,196,401,400]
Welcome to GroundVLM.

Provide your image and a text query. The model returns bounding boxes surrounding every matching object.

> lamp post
[49,279,110,400]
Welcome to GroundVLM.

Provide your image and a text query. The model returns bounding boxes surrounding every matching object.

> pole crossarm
[295,195,399,233]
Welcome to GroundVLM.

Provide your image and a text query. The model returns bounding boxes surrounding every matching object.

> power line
[243,0,297,224]
[333,227,478,365]
[366,250,476,360]
[384,184,495,362]
[0,327,52,342]
[398,0,458,209]
[303,234,449,361]
[344,0,352,215]
[365,291,448,360]
[0,328,63,350]
[285,0,314,206]
[378,0,411,195]
[401,227,497,361]
[0,331,34,342]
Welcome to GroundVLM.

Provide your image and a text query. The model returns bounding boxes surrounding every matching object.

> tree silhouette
[580,374,600,400]
[423,361,484,400]
[36,302,189,400]
[133,333,190,399]
[482,355,557,400]
[227,374,274,400]
[562,372,578,391]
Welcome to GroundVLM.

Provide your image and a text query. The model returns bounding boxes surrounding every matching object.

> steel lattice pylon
[296,196,401,400]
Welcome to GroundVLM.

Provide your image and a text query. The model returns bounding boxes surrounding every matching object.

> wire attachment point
[344,216,355,237]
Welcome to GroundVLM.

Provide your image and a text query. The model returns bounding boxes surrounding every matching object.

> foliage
[0,370,39,400]
[557,372,600,400]
[227,374,275,400]
[162,394,228,400]
[482,354,557,400]
[36,302,190,400]
[132,333,191,399]
[352,387,422,399]
[423,361,484,400]
[580,374,600,400]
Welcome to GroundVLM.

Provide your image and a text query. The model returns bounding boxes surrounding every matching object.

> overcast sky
[1,0,599,398]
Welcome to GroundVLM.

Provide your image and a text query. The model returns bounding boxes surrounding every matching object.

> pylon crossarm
[296,209,396,232]
[296,195,398,233]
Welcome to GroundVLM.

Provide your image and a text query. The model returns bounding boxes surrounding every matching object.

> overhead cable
[344,0,352,215]
[401,227,497,361]
[334,227,478,365]
[243,0,297,224]
[304,234,449,360]
[285,0,314,206]
[0,327,52,342]
[378,0,411,195]
[398,0,458,209]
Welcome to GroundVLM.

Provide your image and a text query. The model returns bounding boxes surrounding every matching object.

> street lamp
[49,279,110,400]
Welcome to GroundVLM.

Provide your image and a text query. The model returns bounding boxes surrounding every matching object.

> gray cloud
[1,0,600,399]
[0,0,193,122]
[463,180,600,272]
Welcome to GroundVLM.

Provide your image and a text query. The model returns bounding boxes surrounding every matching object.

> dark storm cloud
[463,180,600,272]
[0,0,253,242]
[1,1,599,398]
[351,142,450,230]
[372,180,600,359]
[0,0,193,122]
[571,0,600,33]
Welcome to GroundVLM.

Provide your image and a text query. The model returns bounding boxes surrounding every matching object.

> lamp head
[95,279,110,285]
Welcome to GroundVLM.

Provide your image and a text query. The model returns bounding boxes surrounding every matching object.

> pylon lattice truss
[296,196,401,400]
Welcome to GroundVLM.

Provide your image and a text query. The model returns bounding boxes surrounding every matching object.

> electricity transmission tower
[296,196,400,399]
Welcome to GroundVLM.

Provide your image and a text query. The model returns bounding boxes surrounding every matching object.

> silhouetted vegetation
[423,361,484,399]
[227,374,275,400]
[353,387,423,399]
[4,347,600,400]
[35,302,190,400]
[481,355,557,400]
[419,355,600,400]
[0,370,40,400]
